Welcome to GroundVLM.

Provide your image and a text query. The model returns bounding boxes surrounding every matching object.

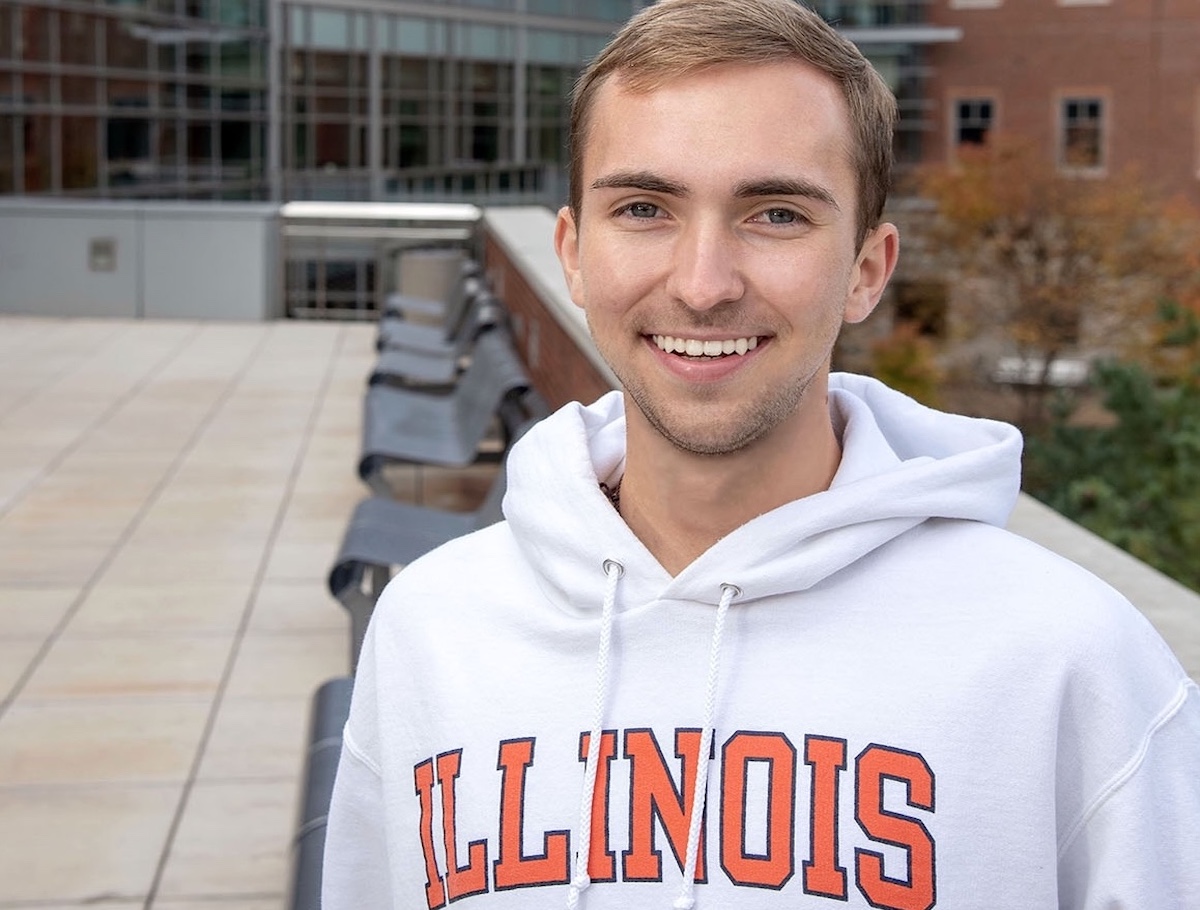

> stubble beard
[616,359,820,457]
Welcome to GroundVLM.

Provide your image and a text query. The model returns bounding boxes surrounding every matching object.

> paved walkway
[0,316,486,909]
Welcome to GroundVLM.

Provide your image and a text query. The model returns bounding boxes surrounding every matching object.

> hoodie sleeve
[322,730,392,909]
[1056,679,1200,908]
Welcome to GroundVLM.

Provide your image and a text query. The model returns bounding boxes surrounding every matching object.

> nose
[664,220,745,312]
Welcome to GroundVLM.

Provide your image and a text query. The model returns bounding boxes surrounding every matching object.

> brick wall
[482,233,615,411]
[926,0,1200,208]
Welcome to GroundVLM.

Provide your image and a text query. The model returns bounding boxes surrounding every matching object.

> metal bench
[383,256,482,323]
[286,675,354,910]
[368,295,505,389]
[333,398,546,666]
[357,329,531,494]
[376,276,489,355]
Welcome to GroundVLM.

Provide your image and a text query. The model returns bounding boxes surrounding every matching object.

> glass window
[187,122,211,165]
[25,115,53,192]
[218,0,252,27]
[392,17,446,55]
[315,121,349,166]
[62,116,99,189]
[59,12,98,65]
[220,40,264,81]
[21,7,52,62]
[105,16,152,70]
[0,116,15,193]
[311,9,349,50]
[579,33,609,62]
[955,98,993,146]
[0,6,14,60]
[288,5,306,44]
[1061,96,1104,170]
[62,76,97,105]
[185,0,212,21]
[459,23,513,61]
[529,30,577,66]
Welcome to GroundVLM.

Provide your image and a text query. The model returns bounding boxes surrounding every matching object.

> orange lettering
[436,750,488,900]
[577,731,619,882]
[493,738,570,890]
[803,735,848,899]
[720,731,796,889]
[622,728,707,883]
[413,758,447,909]
[855,745,936,910]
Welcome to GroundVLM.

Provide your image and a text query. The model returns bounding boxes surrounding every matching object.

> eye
[755,207,805,225]
[618,201,662,219]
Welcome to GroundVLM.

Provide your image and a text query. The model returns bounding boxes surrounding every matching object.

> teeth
[651,334,761,357]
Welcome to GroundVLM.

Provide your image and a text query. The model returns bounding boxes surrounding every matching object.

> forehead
[581,61,856,196]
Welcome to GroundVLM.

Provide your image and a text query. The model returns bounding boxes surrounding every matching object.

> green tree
[1025,306,1200,591]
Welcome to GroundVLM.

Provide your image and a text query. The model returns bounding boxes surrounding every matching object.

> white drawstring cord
[673,583,739,910]
[566,558,623,910]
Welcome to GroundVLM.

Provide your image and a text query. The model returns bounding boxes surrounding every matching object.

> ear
[845,222,899,325]
[553,205,586,309]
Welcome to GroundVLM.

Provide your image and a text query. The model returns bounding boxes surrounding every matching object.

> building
[925,0,1200,209]
[1,0,959,203]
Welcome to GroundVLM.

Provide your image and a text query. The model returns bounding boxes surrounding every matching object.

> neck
[618,393,842,576]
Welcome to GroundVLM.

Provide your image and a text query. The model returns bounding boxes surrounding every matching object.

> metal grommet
[602,558,625,577]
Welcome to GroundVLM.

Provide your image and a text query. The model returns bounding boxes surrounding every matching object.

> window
[1060,96,1105,172]
[954,98,994,147]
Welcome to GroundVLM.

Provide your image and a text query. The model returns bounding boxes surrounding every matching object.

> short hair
[567,0,897,247]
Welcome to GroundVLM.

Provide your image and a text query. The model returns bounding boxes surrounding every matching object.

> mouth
[651,334,762,359]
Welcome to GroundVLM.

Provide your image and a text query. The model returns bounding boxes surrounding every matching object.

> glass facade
[278,3,618,202]
[1,0,935,201]
[0,0,270,198]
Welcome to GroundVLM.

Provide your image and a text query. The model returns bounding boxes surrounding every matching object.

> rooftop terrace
[0,315,493,907]
[0,206,1197,909]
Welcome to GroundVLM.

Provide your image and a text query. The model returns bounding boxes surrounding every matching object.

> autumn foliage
[917,136,1200,414]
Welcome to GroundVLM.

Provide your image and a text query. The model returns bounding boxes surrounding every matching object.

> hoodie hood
[504,372,1023,612]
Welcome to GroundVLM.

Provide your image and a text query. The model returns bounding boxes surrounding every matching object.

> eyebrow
[589,171,840,211]
[733,178,840,210]
[590,171,688,197]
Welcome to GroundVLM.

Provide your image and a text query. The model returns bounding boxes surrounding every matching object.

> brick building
[924,0,1200,209]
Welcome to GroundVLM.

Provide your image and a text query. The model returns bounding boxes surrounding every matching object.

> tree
[917,136,1200,427]
[1024,304,1200,592]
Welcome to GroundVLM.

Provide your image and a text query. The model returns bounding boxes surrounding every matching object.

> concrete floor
[0,316,490,909]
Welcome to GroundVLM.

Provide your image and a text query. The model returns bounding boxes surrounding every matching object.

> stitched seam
[1057,678,1196,859]
[342,724,384,779]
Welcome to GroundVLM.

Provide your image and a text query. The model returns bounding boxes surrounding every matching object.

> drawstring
[566,570,739,910]
[673,582,738,910]
[566,558,623,910]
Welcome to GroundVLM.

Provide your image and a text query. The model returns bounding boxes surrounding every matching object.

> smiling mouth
[651,334,762,358]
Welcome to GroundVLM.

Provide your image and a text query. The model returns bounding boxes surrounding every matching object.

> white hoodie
[323,375,1200,910]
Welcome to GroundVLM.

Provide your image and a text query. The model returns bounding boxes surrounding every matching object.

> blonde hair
[568,0,897,247]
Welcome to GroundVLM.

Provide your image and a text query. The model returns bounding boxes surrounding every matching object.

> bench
[377,276,489,355]
[286,675,354,910]
[369,294,504,389]
[384,256,482,323]
[357,329,531,495]
[330,471,507,666]
[334,397,546,666]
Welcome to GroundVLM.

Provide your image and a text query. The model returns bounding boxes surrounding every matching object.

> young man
[323,1,1200,907]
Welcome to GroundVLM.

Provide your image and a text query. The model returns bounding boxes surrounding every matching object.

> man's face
[555,61,896,456]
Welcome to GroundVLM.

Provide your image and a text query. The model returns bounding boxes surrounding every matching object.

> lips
[651,334,761,357]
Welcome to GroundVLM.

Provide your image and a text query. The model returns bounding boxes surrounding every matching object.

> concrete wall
[0,200,280,321]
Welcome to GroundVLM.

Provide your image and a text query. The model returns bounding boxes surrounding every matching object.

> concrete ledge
[1008,494,1200,679]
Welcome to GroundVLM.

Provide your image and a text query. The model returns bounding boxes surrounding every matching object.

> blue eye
[625,202,660,218]
[764,208,798,224]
